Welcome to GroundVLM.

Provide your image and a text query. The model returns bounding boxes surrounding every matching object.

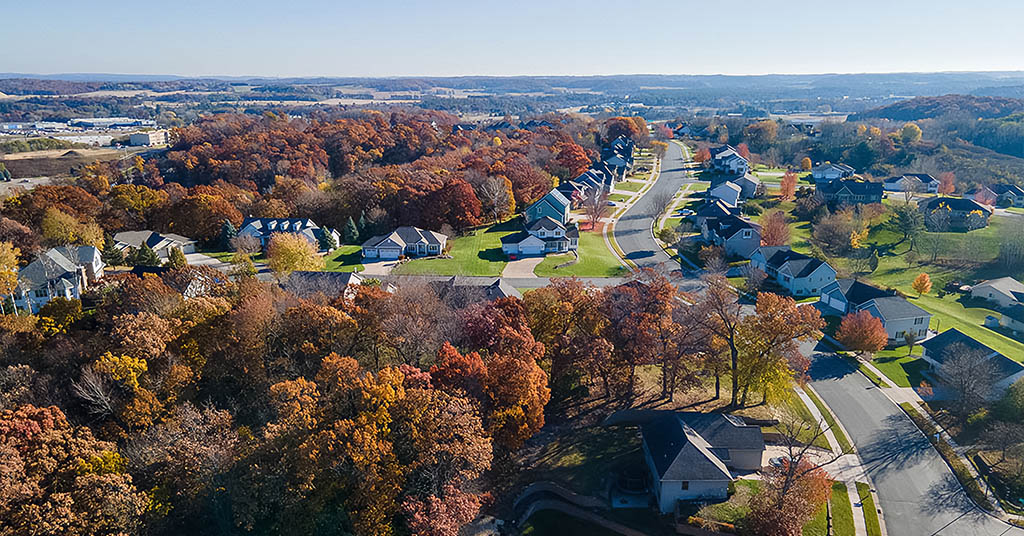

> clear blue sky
[8,0,1024,77]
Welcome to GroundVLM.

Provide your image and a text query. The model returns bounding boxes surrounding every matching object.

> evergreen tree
[164,247,187,270]
[318,229,338,252]
[219,219,237,251]
[343,216,359,244]
[867,250,880,273]
[100,235,125,266]
[357,210,367,233]
[127,244,161,267]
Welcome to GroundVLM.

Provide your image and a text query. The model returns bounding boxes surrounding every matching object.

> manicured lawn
[661,216,683,231]
[323,245,363,272]
[199,249,266,263]
[608,193,632,203]
[804,502,828,536]
[615,180,646,192]
[871,346,928,388]
[534,231,626,277]
[911,294,1024,362]
[1004,206,1024,215]
[757,387,831,451]
[856,482,883,536]
[831,482,855,536]
[689,182,710,192]
[697,479,758,525]
[392,221,518,276]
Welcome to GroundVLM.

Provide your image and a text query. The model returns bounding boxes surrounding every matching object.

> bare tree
[940,343,998,420]
[903,177,922,203]
[650,190,675,219]
[477,176,513,222]
[72,366,117,419]
[742,263,768,293]
[230,234,260,255]
[583,189,610,230]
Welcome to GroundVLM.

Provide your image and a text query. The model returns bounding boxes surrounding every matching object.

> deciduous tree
[760,210,790,247]
[266,233,322,278]
[912,272,932,296]
[836,310,888,358]
[779,171,798,200]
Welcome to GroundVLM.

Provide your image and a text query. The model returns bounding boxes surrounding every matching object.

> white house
[811,162,855,183]
[13,246,103,313]
[501,216,578,256]
[237,217,341,253]
[1001,305,1024,335]
[750,246,836,297]
[361,226,448,260]
[970,277,1024,309]
[642,412,765,514]
[129,130,168,146]
[921,329,1024,397]
[709,181,742,207]
[819,279,931,343]
[883,173,938,194]
[708,146,750,175]
[113,230,197,260]
[965,184,1024,207]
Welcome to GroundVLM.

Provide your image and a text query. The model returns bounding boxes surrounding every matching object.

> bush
[742,202,763,216]
[967,408,990,429]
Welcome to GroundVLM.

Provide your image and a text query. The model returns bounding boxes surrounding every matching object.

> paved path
[805,342,1024,536]
[501,255,544,278]
[613,141,695,272]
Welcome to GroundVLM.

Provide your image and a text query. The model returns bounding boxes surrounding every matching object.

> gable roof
[240,217,319,234]
[527,216,566,232]
[675,412,765,451]
[974,277,1024,300]
[17,247,97,291]
[712,181,742,194]
[641,414,733,482]
[283,271,363,297]
[921,328,998,364]
[114,230,196,251]
[817,179,883,197]
[920,197,994,213]
[528,189,571,215]
[696,199,739,219]
[707,214,760,240]
[824,278,893,306]
[362,226,447,249]
[812,162,855,174]
[885,173,936,186]
[860,296,930,321]
[987,184,1024,196]
[757,246,830,278]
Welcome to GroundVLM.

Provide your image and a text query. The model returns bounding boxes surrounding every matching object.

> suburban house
[710,173,760,200]
[503,189,579,257]
[817,179,884,206]
[600,136,635,181]
[113,230,197,260]
[709,181,742,207]
[693,199,739,228]
[1001,305,1024,335]
[701,214,762,259]
[484,120,517,132]
[282,270,394,299]
[431,276,522,308]
[965,184,1024,207]
[13,246,104,313]
[918,197,994,231]
[673,124,691,137]
[810,162,855,183]
[883,173,938,194]
[524,189,572,224]
[641,412,765,514]
[708,146,750,175]
[361,226,449,260]
[555,180,590,208]
[750,246,836,296]
[819,279,932,342]
[971,277,1024,309]
[921,329,1024,397]
[237,217,341,253]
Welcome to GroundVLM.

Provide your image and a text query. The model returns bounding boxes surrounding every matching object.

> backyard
[533,230,626,277]
[323,245,363,272]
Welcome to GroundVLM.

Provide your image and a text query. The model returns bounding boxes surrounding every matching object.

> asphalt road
[613,141,695,272]
[806,343,1024,536]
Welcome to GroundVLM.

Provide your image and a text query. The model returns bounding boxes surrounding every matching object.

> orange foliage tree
[836,310,888,357]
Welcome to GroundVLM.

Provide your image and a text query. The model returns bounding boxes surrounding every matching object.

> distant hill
[850,94,1024,121]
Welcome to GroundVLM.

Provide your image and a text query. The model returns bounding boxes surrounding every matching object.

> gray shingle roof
[860,296,930,321]
[760,247,828,278]
[921,328,996,364]
[641,414,733,482]
[920,197,993,213]
[824,279,893,306]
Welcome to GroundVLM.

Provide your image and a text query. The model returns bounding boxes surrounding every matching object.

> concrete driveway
[360,259,396,276]
[501,255,544,278]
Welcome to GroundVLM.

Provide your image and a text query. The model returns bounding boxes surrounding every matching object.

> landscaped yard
[323,245,363,272]
[392,221,519,276]
[615,180,646,193]
[534,230,626,277]
[608,193,632,203]
[693,479,839,536]
[830,482,855,536]
[518,424,641,496]
[871,346,928,388]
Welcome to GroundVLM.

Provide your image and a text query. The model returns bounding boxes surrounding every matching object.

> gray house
[750,246,836,297]
[921,329,1024,397]
[642,412,765,514]
[819,279,931,343]
[113,230,197,260]
[361,226,449,260]
[13,246,103,313]
[701,214,761,259]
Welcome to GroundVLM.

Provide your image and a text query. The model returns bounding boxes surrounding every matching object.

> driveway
[613,141,695,272]
[361,259,396,276]
[185,252,232,271]
[501,255,545,278]
[805,342,1024,536]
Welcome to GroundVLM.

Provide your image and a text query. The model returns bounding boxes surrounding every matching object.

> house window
[681,481,689,490]
[811,288,817,293]
[742,230,752,239]
[914,317,924,325]
[34,289,48,298]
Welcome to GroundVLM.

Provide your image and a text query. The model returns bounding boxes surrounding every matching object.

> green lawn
[757,387,832,451]
[856,482,883,536]
[912,294,1024,362]
[804,388,853,453]
[871,346,928,388]
[615,180,646,192]
[689,182,710,192]
[694,479,833,535]
[608,193,632,203]
[804,502,828,536]
[519,425,640,496]
[831,482,855,536]
[198,249,266,263]
[1004,206,1024,215]
[661,217,683,231]
[323,245,363,272]
[392,221,518,276]
[534,231,626,278]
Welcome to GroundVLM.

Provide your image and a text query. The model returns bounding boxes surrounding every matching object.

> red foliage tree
[693,148,712,164]
[780,171,798,200]
[554,142,590,178]
[836,310,889,357]
[937,171,956,195]
[760,210,791,247]
[736,142,751,159]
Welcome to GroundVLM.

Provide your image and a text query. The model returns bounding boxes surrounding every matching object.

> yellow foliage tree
[40,207,104,248]
[0,241,18,314]
[93,352,148,390]
[850,228,869,249]
[912,272,932,297]
[266,233,323,279]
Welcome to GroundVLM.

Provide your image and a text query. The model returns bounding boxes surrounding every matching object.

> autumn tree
[900,122,923,144]
[165,246,188,270]
[0,241,17,315]
[604,117,642,142]
[777,171,798,200]
[484,352,550,451]
[40,207,103,248]
[266,233,323,279]
[800,157,812,171]
[554,141,590,178]
[583,189,610,230]
[912,272,932,296]
[694,147,711,164]
[760,210,790,247]
[937,171,956,195]
[836,310,888,358]
[749,457,833,536]
[736,142,751,159]
[476,175,515,222]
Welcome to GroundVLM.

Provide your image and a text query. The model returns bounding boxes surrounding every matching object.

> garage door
[380,248,402,259]
[519,244,544,255]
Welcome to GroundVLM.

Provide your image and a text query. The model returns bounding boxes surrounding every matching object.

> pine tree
[343,216,359,244]
[128,244,161,267]
[100,235,125,266]
[164,246,187,270]
[318,229,338,252]
[219,219,237,251]
[357,211,367,234]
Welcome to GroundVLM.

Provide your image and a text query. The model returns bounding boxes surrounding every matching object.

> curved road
[613,141,695,272]
[806,343,1024,536]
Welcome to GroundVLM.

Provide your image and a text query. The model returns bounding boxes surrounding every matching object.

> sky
[7,0,1024,78]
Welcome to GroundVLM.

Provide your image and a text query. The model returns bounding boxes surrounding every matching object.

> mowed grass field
[533,230,626,277]
[392,220,519,276]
